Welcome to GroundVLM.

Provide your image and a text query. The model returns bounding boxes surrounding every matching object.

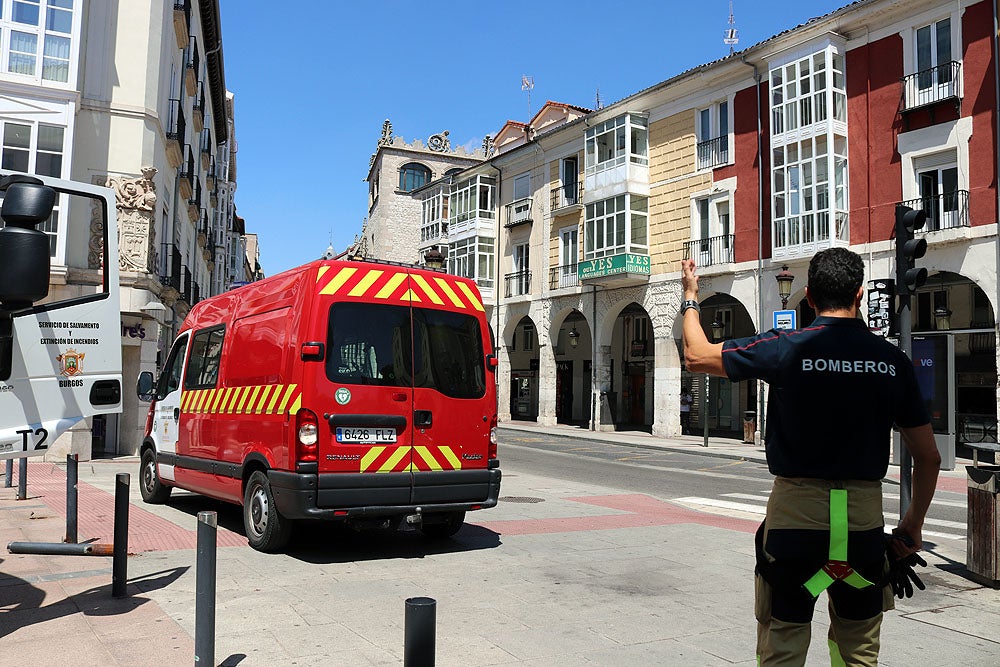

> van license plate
[335,427,397,444]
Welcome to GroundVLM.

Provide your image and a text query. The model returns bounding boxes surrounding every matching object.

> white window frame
[901,9,962,105]
[556,155,579,208]
[511,242,530,296]
[583,193,648,260]
[695,99,732,170]
[558,225,579,288]
[689,183,734,266]
[0,0,80,88]
[898,117,972,205]
[584,113,648,176]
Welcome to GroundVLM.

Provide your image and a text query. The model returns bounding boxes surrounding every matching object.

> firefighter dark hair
[807,247,865,312]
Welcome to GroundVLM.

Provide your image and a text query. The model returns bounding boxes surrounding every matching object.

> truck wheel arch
[241,452,271,497]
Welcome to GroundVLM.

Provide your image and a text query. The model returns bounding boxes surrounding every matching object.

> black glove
[885,536,927,599]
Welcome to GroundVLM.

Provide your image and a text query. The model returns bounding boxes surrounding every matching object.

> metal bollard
[17,457,27,500]
[4,459,11,487]
[195,511,217,666]
[65,454,78,543]
[112,473,129,598]
[404,596,436,667]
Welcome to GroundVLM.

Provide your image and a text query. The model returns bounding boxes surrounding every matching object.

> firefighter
[679,248,940,666]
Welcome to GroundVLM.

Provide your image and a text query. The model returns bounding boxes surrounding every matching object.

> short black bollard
[195,511,217,667]
[17,457,27,500]
[65,454,78,543]
[404,596,436,667]
[4,459,11,488]
[112,473,129,598]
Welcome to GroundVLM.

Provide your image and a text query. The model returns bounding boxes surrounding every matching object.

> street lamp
[934,305,952,331]
[423,248,445,270]
[703,315,726,448]
[776,265,795,309]
[567,325,580,348]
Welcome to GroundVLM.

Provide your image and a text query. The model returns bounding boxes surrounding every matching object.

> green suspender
[802,489,876,597]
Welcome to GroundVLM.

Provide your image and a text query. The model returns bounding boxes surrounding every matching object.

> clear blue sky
[219,0,847,277]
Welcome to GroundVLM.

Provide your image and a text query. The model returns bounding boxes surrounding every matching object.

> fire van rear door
[315,264,416,507]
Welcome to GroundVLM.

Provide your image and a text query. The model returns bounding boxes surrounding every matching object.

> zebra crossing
[673,490,968,541]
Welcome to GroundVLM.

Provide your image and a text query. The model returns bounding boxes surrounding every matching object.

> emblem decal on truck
[56,348,85,377]
[335,387,351,405]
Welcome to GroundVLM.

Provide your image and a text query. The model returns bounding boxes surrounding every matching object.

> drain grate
[499,496,544,504]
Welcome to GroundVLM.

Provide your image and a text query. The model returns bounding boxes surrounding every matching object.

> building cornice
[199,0,227,143]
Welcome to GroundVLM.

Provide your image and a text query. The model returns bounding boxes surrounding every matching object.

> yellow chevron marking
[411,274,445,305]
[433,277,465,307]
[194,390,210,413]
[277,384,297,413]
[255,385,274,414]
[210,388,227,413]
[243,386,262,414]
[414,446,442,471]
[360,446,385,472]
[288,395,301,415]
[266,385,284,414]
[348,269,383,297]
[379,446,410,473]
[439,446,463,470]
[456,281,485,312]
[316,265,330,282]
[400,288,421,302]
[181,391,193,412]
[375,273,407,299]
[319,267,357,295]
[225,387,243,414]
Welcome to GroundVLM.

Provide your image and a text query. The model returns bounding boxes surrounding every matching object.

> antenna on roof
[521,75,534,119]
[724,0,739,55]
[595,87,603,110]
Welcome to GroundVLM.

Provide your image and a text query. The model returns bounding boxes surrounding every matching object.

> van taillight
[296,408,319,463]
[488,414,497,460]
[143,403,155,437]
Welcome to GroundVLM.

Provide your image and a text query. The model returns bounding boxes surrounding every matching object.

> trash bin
[966,464,1000,588]
[743,411,756,444]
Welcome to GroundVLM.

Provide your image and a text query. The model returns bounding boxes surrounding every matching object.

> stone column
[536,342,557,426]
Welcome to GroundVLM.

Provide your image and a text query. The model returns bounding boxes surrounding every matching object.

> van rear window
[326,303,485,399]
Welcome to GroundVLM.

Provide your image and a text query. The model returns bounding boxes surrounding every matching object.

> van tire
[139,449,171,504]
[420,511,465,539]
[243,471,292,552]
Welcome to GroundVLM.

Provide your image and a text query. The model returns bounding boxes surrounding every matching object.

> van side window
[326,303,412,387]
[184,326,225,389]
[157,334,189,400]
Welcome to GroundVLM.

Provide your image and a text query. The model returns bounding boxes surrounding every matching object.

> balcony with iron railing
[192,81,205,132]
[181,266,193,303]
[172,0,191,49]
[200,129,212,170]
[184,35,199,96]
[504,270,532,298]
[160,245,183,293]
[696,136,729,170]
[549,263,580,290]
[179,144,195,199]
[206,155,217,190]
[901,61,962,113]
[550,182,583,213]
[504,198,532,228]
[188,179,202,222]
[166,99,185,168]
[197,209,209,247]
[901,190,970,233]
[682,234,735,267]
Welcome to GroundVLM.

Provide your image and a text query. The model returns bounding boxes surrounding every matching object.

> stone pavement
[0,425,998,666]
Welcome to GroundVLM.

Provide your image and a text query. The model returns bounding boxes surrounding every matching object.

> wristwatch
[680,299,701,314]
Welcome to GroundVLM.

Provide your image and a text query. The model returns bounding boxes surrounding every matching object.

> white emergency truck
[0,174,122,461]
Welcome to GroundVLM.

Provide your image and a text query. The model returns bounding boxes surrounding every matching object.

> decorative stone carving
[427,131,450,152]
[88,175,105,270]
[377,119,393,147]
[107,168,158,274]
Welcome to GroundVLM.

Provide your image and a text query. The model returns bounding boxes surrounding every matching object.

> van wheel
[139,449,171,504]
[420,511,465,539]
[243,471,291,552]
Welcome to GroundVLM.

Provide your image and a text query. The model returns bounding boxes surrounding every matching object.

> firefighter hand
[891,525,922,557]
[681,259,699,301]
[886,534,928,599]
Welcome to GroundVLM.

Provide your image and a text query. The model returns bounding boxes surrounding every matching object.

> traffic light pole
[898,294,914,518]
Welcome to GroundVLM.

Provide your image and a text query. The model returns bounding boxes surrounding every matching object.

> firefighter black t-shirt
[721,315,931,480]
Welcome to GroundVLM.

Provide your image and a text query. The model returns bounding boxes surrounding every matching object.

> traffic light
[894,205,927,298]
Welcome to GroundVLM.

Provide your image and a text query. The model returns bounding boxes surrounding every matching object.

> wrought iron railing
[549,264,579,289]
[504,198,532,228]
[190,178,202,210]
[180,144,195,183]
[550,182,583,211]
[900,190,969,232]
[504,270,532,297]
[901,61,962,111]
[185,35,199,79]
[682,234,735,266]
[160,245,183,291]
[696,135,729,170]
[166,98,185,143]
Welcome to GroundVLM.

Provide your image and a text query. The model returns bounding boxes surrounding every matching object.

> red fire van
[136,258,501,551]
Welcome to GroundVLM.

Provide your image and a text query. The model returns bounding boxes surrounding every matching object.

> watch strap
[680,299,701,314]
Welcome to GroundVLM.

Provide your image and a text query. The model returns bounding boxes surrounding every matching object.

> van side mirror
[136,371,156,401]
[486,354,498,371]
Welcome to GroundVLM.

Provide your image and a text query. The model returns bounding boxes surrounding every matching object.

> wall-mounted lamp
[567,326,580,348]
[776,266,794,309]
[423,248,445,270]
[710,317,725,343]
